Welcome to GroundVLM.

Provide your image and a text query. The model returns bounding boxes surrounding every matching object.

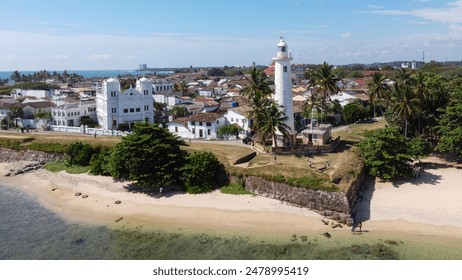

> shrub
[66,141,96,166]
[89,148,112,176]
[182,151,227,194]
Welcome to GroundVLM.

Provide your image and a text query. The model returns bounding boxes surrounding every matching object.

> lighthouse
[273,37,295,145]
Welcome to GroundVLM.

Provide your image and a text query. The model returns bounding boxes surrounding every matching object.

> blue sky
[1,0,461,70]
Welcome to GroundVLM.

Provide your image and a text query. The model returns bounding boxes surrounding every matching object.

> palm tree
[169,105,188,119]
[241,68,272,135]
[174,80,189,96]
[390,82,421,138]
[308,62,340,119]
[367,72,389,117]
[258,102,290,147]
[410,71,431,135]
[241,68,272,101]
[7,105,24,127]
[153,102,168,124]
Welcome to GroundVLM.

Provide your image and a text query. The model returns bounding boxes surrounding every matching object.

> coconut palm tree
[241,68,272,135]
[174,80,189,96]
[257,101,291,147]
[308,62,340,119]
[153,101,168,124]
[390,82,421,138]
[7,105,24,127]
[367,72,389,117]
[241,68,272,101]
[410,71,431,135]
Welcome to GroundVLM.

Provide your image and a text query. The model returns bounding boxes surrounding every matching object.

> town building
[52,100,97,127]
[168,113,225,140]
[152,79,174,93]
[96,78,154,130]
[224,106,253,137]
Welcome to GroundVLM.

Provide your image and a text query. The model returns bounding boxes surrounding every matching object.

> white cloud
[367,5,384,9]
[341,32,351,38]
[368,1,462,24]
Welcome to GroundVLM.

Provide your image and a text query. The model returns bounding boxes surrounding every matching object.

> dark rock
[322,232,332,238]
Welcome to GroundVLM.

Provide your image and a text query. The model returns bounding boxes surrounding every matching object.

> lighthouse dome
[277,37,287,47]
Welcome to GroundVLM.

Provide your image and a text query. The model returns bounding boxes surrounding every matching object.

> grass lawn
[332,118,387,143]
[184,141,254,168]
[44,160,91,174]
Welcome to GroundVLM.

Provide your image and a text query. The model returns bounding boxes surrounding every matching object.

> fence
[49,125,128,137]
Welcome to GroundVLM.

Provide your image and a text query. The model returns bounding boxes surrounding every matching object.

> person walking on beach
[159,187,163,197]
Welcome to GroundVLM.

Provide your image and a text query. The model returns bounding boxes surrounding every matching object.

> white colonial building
[52,100,97,127]
[152,79,174,93]
[96,78,154,130]
[168,113,225,140]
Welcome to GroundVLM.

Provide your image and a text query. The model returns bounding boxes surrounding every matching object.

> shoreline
[1,160,462,241]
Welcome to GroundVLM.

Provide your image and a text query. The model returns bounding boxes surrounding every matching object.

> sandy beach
[1,156,462,239]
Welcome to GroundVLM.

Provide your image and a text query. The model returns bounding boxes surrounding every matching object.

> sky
[1,0,462,71]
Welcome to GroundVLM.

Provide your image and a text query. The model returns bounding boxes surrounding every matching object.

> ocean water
[0,70,174,80]
[1,184,462,260]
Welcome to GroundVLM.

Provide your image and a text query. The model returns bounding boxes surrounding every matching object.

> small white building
[96,78,154,130]
[168,113,225,140]
[13,89,58,99]
[224,106,253,137]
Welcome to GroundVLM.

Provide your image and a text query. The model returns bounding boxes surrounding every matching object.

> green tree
[174,80,190,96]
[307,62,340,118]
[7,105,24,127]
[258,102,291,147]
[343,102,366,124]
[367,72,389,117]
[357,128,414,180]
[241,68,272,138]
[169,105,188,119]
[108,123,187,188]
[181,151,226,193]
[389,82,421,138]
[436,91,462,159]
[154,101,168,124]
[10,71,21,83]
[408,137,432,164]
[217,124,239,140]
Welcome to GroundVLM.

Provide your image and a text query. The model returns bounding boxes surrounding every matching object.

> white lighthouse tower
[273,37,295,146]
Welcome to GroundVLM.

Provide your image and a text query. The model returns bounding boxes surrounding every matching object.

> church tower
[273,37,295,145]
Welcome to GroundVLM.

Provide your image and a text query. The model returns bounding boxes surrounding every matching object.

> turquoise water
[1,184,462,260]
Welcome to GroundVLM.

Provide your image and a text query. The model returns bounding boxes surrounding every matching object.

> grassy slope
[0,119,385,191]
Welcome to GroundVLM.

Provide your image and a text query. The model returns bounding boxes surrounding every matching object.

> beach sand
[1,156,462,240]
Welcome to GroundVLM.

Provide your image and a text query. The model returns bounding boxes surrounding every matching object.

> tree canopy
[181,151,227,194]
[436,91,462,159]
[357,128,414,180]
[108,123,187,188]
